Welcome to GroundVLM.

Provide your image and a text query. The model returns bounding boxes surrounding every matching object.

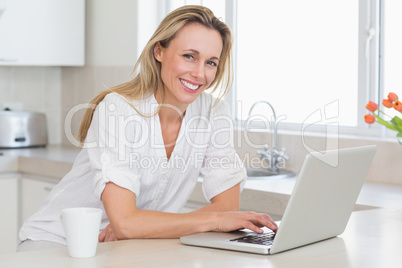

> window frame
[226,0,383,138]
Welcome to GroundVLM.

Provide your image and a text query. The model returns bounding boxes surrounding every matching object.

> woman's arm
[99,182,277,242]
[190,183,240,213]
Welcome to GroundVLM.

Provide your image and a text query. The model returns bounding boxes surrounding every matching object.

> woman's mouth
[179,78,201,91]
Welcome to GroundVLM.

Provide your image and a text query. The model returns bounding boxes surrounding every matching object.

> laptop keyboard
[230,232,276,246]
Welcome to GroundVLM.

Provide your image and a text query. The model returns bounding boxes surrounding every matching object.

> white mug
[60,207,102,258]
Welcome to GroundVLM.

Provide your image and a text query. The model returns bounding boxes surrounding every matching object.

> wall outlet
[2,102,24,111]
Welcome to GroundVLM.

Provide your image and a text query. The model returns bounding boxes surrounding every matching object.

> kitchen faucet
[244,101,289,174]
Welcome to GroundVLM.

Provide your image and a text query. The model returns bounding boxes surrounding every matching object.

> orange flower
[366,101,378,112]
[388,92,399,102]
[364,114,375,124]
[365,92,402,143]
[383,99,393,108]
[393,101,402,112]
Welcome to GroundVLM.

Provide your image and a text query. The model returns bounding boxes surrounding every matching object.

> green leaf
[391,116,402,130]
[373,114,399,131]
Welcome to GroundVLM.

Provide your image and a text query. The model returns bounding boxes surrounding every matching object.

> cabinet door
[20,177,57,224]
[0,0,85,66]
[0,174,19,254]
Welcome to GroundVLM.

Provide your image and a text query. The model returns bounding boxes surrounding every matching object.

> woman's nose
[190,62,205,78]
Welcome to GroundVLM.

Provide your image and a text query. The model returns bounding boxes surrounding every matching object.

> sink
[246,167,296,179]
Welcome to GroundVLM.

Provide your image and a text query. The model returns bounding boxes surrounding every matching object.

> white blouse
[19,92,247,245]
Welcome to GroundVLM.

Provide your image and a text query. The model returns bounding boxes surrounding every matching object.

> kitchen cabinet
[20,175,57,224]
[0,0,85,66]
[0,173,19,254]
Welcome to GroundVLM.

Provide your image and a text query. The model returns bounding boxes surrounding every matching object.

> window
[382,0,402,137]
[383,0,402,96]
[163,0,396,139]
[236,0,358,127]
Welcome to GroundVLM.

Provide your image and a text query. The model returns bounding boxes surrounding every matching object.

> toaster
[0,110,48,148]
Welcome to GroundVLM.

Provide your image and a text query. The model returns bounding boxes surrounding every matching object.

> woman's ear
[154,42,163,62]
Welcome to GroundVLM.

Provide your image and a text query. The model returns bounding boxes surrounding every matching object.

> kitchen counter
[243,177,402,210]
[0,208,401,268]
[0,145,79,179]
[2,145,402,213]
[0,145,79,163]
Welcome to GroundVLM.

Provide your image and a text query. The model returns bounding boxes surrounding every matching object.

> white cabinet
[20,175,57,224]
[0,172,57,254]
[0,173,19,254]
[0,0,85,66]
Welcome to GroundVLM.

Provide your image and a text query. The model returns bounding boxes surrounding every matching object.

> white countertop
[1,208,401,268]
[245,177,402,210]
[0,145,80,178]
[0,145,79,163]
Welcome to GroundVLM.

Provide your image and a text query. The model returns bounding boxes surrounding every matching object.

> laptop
[180,145,377,255]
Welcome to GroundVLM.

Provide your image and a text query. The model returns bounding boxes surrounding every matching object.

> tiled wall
[0,66,62,144]
[60,65,134,145]
[0,65,133,145]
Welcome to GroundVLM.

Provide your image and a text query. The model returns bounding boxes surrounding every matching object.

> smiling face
[154,23,223,111]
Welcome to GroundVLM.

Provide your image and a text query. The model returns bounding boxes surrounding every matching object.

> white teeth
[180,79,199,90]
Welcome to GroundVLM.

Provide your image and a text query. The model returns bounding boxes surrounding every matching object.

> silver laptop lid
[269,145,376,254]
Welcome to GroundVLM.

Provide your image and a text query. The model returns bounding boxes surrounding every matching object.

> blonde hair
[77,5,233,144]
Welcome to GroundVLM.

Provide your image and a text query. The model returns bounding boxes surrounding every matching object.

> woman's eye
[207,61,217,67]
[184,54,194,60]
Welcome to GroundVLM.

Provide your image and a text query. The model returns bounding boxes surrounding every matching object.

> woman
[18,5,277,251]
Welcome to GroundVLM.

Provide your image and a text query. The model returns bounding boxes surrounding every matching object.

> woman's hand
[215,211,278,234]
[99,224,118,242]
